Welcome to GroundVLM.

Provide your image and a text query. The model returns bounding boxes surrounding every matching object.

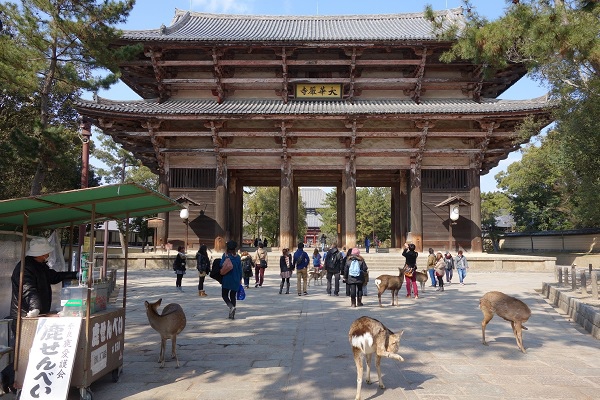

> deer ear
[398,330,404,337]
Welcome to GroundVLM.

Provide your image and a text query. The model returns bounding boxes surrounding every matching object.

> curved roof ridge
[169,7,463,21]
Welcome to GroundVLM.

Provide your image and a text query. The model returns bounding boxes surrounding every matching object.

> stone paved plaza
[9,268,600,400]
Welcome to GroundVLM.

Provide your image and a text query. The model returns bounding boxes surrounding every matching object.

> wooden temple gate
[75,8,552,252]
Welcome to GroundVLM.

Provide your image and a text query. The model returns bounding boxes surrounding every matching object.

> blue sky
[93,0,548,192]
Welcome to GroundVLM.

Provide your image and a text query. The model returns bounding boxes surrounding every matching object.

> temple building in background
[76,7,552,252]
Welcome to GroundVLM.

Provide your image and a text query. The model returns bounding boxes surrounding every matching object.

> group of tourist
[425,247,469,292]
[174,238,469,319]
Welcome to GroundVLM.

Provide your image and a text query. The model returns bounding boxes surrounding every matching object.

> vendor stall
[0,183,182,400]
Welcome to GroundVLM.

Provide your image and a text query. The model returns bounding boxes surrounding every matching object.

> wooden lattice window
[422,170,470,190]
[169,168,216,189]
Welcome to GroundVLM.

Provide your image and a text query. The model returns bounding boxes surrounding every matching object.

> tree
[356,187,392,246]
[244,187,280,246]
[481,191,511,251]
[429,0,600,227]
[0,0,138,195]
[93,132,158,189]
[317,189,338,246]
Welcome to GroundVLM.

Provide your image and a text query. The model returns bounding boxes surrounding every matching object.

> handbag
[403,264,414,278]
[220,256,233,275]
[237,284,246,300]
[260,259,267,268]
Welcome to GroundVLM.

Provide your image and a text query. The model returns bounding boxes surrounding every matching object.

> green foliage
[0,0,138,194]
[317,189,339,245]
[356,187,391,246]
[243,187,280,246]
[481,191,511,251]
[92,132,158,189]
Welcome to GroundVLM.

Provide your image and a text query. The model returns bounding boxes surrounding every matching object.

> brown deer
[349,316,404,400]
[374,267,404,307]
[479,291,531,353]
[144,298,187,368]
[415,269,428,292]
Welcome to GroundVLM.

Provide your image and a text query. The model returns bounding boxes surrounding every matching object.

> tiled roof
[121,8,465,42]
[301,188,327,209]
[75,97,551,116]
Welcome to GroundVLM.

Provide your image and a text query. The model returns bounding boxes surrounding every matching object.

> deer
[479,291,532,353]
[415,269,428,292]
[374,267,404,307]
[349,316,404,400]
[144,298,187,368]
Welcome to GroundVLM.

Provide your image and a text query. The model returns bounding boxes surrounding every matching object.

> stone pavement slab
[11,269,599,400]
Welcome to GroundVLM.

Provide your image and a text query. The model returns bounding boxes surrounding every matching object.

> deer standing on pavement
[145,298,187,367]
[349,316,404,400]
[479,291,531,353]
[374,267,404,307]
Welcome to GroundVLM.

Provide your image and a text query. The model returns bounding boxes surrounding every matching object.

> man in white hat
[9,236,78,319]
[3,237,77,394]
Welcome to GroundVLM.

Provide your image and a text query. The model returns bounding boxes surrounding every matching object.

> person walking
[279,248,293,294]
[241,251,254,288]
[221,241,242,319]
[444,251,454,284]
[402,242,419,299]
[253,242,268,287]
[343,248,368,307]
[324,243,343,296]
[364,236,371,253]
[455,250,469,285]
[320,234,327,252]
[293,243,310,296]
[173,246,187,291]
[434,252,446,292]
[312,247,322,271]
[195,244,211,297]
[426,247,437,287]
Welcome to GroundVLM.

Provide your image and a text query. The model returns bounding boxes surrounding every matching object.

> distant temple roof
[121,8,465,43]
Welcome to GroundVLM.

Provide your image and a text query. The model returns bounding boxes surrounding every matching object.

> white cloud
[191,0,254,13]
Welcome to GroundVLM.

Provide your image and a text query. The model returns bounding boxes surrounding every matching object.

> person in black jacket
[195,244,211,297]
[343,248,368,307]
[4,236,77,394]
[402,242,419,299]
[173,246,187,292]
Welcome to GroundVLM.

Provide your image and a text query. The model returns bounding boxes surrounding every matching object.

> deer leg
[481,309,493,346]
[512,321,526,353]
[352,348,364,400]
[365,353,373,384]
[378,290,383,307]
[171,336,180,367]
[375,355,385,389]
[159,338,166,368]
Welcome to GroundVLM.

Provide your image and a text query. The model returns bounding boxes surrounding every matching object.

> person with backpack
[343,247,368,307]
[293,243,310,296]
[444,251,455,284]
[324,243,343,296]
[195,244,211,297]
[240,251,254,288]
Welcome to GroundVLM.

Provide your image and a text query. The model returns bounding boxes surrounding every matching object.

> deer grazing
[479,291,531,353]
[374,267,404,307]
[145,298,187,368]
[349,316,404,400]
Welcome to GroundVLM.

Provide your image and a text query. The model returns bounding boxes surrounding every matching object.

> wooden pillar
[343,159,356,249]
[292,182,299,249]
[336,183,343,246]
[400,170,408,246]
[409,165,423,252]
[215,156,228,240]
[391,182,402,248]
[228,176,243,247]
[158,171,169,249]
[279,161,294,249]
[470,169,483,252]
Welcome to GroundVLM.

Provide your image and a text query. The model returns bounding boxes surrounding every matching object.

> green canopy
[0,183,182,230]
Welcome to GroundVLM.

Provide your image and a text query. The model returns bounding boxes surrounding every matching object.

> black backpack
[209,257,223,283]
[242,258,253,273]
[325,249,340,272]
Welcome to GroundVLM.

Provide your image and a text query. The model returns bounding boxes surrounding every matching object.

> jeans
[222,288,236,309]
[445,269,453,283]
[457,268,466,283]
[326,271,340,295]
[405,275,418,297]
[255,267,265,286]
[428,269,437,286]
